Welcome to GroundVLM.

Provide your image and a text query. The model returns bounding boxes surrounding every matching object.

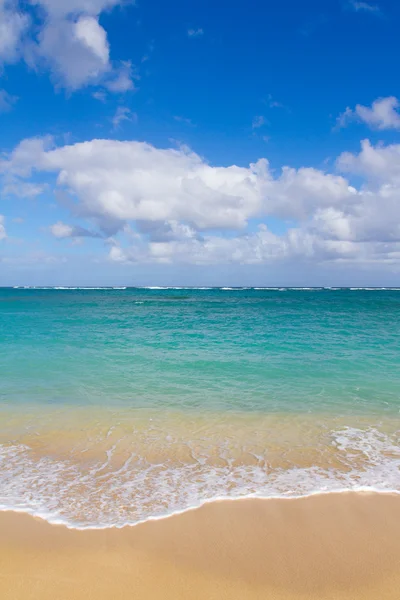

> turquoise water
[2,287,400,413]
[0,287,399,527]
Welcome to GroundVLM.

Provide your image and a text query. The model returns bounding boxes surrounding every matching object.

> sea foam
[0,426,398,530]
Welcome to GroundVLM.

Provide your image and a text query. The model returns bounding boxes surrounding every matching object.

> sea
[0,286,399,528]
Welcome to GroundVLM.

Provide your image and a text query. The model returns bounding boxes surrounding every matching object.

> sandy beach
[1,492,400,600]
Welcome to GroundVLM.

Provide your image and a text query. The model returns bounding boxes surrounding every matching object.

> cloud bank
[3,135,400,268]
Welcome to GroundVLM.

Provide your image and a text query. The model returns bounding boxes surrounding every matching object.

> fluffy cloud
[0,0,29,65]
[109,226,286,265]
[0,0,135,92]
[337,139,400,182]
[3,136,400,266]
[329,141,400,243]
[35,16,110,89]
[336,97,400,131]
[50,221,74,238]
[3,138,356,230]
[108,224,400,267]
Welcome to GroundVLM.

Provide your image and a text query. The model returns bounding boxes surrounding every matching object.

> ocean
[0,287,399,528]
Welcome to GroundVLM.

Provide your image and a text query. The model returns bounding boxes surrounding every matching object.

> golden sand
[1,492,400,599]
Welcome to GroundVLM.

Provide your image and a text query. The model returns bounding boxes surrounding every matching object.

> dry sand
[1,492,400,600]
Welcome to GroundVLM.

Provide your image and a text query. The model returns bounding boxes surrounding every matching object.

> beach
[1,288,400,598]
[2,0,400,588]
[1,288,400,529]
[2,492,400,600]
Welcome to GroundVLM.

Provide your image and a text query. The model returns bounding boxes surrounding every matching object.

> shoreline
[1,487,400,531]
[2,413,399,529]
[1,491,400,599]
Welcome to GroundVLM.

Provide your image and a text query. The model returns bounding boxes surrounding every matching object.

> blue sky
[1,0,400,285]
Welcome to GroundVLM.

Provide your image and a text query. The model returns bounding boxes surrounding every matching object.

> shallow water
[1,287,399,527]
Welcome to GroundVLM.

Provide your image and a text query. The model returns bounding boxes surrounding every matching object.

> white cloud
[1,177,45,197]
[277,167,355,218]
[104,60,136,93]
[108,245,126,261]
[109,223,400,266]
[0,215,6,240]
[4,138,356,230]
[0,135,54,177]
[0,0,29,65]
[337,139,400,182]
[50,221,74,238]
[50,220,101,238]
[29,0,122,18]
[109,223,400,267]
[34,16,110,90]
[0,0,135,92]
[74,15,109,62]
[187,28,203,37]
[4,136,400,266]
[109,226,286,265]
[332,140,400,243]
[0,89,18,112]
[36,140,269,229]
[356,97,400,130]
[336,97,400,131]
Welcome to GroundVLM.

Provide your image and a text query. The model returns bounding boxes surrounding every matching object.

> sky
[1,0,400,286]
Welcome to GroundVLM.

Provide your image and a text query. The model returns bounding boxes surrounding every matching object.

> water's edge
[1,488,400,531]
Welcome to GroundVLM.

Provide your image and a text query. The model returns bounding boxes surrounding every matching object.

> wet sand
[1,492,400,600]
